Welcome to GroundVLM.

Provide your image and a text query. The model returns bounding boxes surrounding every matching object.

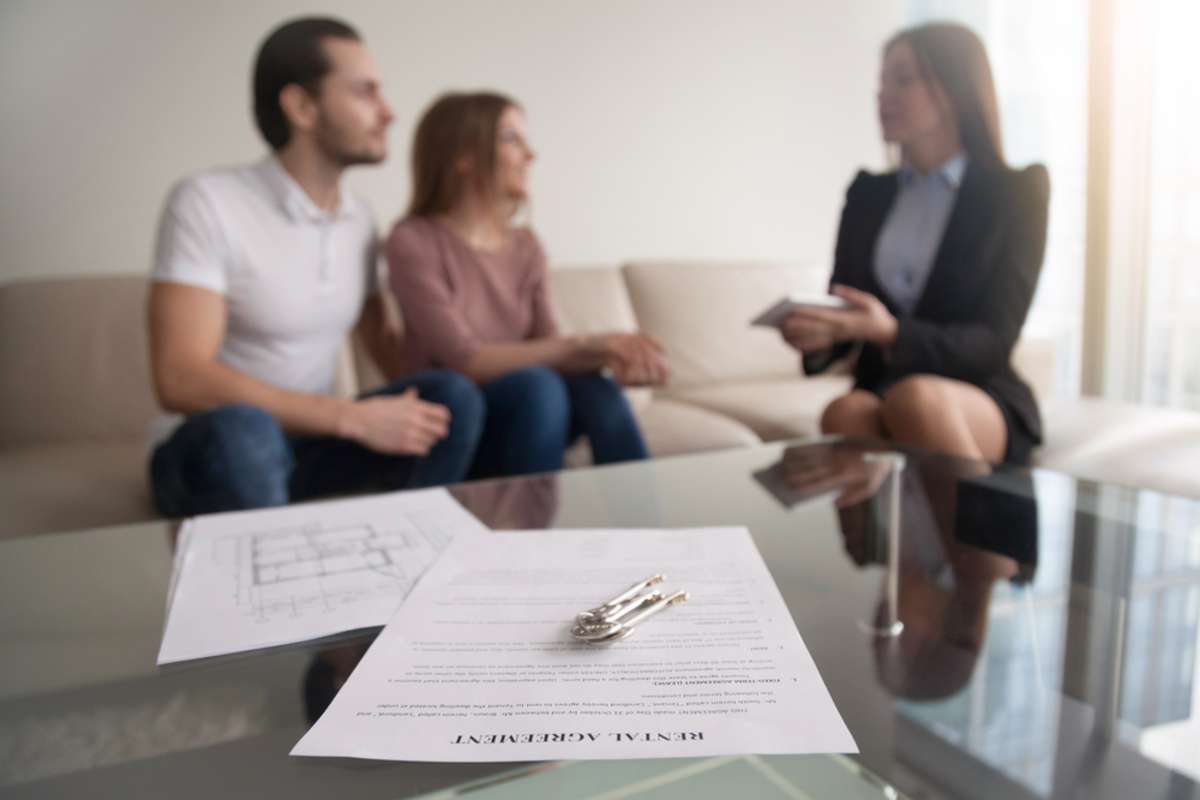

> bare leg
[820,390,886,439]
[880,375,1006,463]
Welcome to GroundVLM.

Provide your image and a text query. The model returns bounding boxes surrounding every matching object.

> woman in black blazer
[782,23,1050,465]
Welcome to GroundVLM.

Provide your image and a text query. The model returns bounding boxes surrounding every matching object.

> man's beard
[314,118,385,167]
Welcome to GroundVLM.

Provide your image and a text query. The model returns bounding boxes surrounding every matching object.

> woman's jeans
[470,367,648,479]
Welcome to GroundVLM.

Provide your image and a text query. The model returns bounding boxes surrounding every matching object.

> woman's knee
[563,372,646,463]
[494,367,570,422]
[568,370,623,398]
[820,392,882,435]
[567,373,634,423]
[880,376,949,430]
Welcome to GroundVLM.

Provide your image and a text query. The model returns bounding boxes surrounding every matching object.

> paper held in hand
[291,527,857,762]
[157,488,489,665]
[751,292,852,329]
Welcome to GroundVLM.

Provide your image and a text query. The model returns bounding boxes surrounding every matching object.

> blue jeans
[149,371,485,518]
[469,367,648,479]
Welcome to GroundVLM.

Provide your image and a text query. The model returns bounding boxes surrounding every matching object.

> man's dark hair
[253,17,361,150]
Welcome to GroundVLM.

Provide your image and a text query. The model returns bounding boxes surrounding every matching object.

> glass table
[1,438,1197,799]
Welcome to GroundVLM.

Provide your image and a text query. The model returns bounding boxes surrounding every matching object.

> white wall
[0,0,903,282]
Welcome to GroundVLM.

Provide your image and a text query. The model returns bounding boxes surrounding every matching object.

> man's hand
[337,388,451,456]
[781,284,897,351]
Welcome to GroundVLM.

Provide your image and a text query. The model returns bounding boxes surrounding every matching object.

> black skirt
[857,379,1039,466]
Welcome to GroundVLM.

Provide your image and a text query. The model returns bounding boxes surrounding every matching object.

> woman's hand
[781,311,837,353]
[781,284,898,351]
[595,332,670,387]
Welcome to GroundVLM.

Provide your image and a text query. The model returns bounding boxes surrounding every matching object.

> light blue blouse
[872,153,967,314]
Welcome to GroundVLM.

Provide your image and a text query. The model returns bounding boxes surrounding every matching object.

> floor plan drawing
[158,488,490,664]
[228,520,432,623]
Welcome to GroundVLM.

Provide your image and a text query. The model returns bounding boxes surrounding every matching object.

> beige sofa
[3,263,1199,538]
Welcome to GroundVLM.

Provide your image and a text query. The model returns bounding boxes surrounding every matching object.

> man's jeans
[470,367,648,479]
[149,370,485,518]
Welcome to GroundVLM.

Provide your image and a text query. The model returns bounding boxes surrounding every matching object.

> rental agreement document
[292,527,857,761]
[158,488,488,665]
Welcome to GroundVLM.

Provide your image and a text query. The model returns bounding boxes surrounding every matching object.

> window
[1128,0,1200,410]
[905,0,1091,399]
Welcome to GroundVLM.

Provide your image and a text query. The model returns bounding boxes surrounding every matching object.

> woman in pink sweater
[386,92,669,477]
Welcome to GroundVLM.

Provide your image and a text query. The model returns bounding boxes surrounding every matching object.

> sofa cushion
[548,264,652,411]
[0,277,159,446]
[548,265,638,334]
[564,398,762,467]
[1011,336,1056,405]
[663,375,854,442]
[0,441,156,538]
[622,261,830,389]
[636,398,762,456]
[1036,398,1200,498]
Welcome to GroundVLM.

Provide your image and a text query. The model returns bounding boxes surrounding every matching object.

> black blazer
[804,160,1050,445]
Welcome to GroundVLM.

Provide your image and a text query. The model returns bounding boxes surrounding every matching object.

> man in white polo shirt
[148,17,484,517]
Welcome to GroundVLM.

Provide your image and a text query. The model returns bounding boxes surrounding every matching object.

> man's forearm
[154,359,355,439]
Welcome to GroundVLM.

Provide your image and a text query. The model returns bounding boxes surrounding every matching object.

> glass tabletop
[0,438,1197,799]
[410,754,905,799]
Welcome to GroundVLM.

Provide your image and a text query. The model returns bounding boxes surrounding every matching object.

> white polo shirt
[150,155,378,441]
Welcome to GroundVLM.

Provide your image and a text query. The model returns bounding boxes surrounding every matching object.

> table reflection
[450,473,560,530]
[870,471,1039,701]
[768,441,1040,701]
[773,440,1200,795]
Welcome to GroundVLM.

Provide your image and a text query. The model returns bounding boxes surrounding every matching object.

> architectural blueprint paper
[158,488,488,664]
[292,527,857,761]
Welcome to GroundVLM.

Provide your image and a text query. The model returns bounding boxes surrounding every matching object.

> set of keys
[570,574,689,645]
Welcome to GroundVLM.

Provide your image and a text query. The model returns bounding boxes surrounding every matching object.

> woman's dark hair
[253,17,361,151]
[407,91,518,217]
[886,22,1005,166]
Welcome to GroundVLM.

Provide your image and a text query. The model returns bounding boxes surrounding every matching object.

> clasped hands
[781,284,897,353]
[585,331,670,387]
